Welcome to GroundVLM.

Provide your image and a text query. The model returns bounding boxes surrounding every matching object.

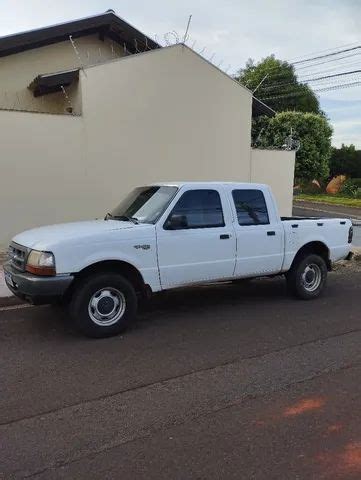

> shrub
[350,178,361,188]
[297,179,324,194]
[329,145,361,178]
[257,111,332,180]
[340,179,361,198]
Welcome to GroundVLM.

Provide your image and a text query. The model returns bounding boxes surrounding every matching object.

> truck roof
[151,181,269,189]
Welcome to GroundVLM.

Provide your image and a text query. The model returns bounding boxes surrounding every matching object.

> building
[0,10,295,248]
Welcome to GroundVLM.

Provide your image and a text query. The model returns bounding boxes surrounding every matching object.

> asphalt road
[1,266,361,479]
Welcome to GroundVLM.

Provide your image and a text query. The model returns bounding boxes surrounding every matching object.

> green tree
[256,111,333,180]
[329,144,361,178]
[236,56,320,114]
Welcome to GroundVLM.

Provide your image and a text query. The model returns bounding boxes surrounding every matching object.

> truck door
[156,187,237,288]
[230,188,284,277]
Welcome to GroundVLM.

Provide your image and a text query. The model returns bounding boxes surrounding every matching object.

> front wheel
[69,273,137,338]
[286,254,328,300]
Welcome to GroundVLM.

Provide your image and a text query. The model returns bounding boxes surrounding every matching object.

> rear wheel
[286,253,327,300]
[69,273,137,338]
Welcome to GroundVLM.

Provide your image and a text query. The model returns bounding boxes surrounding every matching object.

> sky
[0,0,360,147]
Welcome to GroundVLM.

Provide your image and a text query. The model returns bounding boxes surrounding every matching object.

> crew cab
[4,182,353,337]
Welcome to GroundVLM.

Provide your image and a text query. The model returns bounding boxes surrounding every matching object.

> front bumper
[4,262,74,305]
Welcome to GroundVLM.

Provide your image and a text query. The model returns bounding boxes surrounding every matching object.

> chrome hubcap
[88,288,126,326]
[301,264,322,292]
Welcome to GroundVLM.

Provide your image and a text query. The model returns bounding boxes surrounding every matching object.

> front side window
[110,186,178,224]
[232,189,269,226]
[165,189,225,229]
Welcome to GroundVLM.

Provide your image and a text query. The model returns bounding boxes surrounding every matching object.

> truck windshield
[109,186,178,224]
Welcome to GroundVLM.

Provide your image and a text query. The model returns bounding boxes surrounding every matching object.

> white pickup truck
[5,182,353,337]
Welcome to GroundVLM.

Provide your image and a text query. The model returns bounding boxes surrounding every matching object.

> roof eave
[0,11,160,58]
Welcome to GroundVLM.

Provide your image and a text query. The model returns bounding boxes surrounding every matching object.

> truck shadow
[36,277,290,337]
[23,273,341,339]
[143,277,289,315]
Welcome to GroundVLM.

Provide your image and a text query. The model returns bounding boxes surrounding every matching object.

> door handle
[220,234,231,239]
[267,231,276,236]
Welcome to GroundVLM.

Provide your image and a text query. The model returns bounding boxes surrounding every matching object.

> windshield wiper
[105,213,139,224]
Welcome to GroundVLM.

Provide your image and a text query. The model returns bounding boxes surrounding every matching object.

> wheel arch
[290,241,331,271]
[70,260,150,299]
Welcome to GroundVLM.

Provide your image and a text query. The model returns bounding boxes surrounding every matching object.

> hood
[12,219,135,250]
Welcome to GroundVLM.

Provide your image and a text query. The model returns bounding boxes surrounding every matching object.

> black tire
[69,273,137,338]
[286,253,327,300]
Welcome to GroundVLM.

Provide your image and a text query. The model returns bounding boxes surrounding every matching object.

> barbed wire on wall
[71,28,238,81]
[150,30,237,79]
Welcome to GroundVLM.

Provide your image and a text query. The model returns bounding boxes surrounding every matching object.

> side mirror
[165,214,188,230]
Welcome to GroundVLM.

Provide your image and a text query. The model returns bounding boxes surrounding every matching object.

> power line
[293,45,361,65]
[240,55,361,86]
[237,54,361,86]
[261,72,361,95]
[260,79,361,102]
[298,58,361,80]
[316,79,361,92]
[258,70,361,93]
[286,41,361,62]
[295,51,361,71]
[236,43,361,93]
[259,75,361,94]
[259,77,361,99]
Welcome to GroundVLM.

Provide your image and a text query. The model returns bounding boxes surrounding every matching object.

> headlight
[26,250,56,276]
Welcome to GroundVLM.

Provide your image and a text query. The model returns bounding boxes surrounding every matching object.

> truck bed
[280,216,351,270]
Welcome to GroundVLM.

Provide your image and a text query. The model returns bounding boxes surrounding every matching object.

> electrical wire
[237,44,361,97]
[260,79,361,102]
[298,58,361,80]
[286,41,361,62]
[295,51,361,71]
[292,45,361,65]
[259,69,361,92]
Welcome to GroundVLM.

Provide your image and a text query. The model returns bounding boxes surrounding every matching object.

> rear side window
[167,189,225,229]
[232,189,269,226]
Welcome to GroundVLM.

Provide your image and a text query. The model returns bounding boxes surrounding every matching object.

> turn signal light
[26,265,56,276]
[25,250,56,276]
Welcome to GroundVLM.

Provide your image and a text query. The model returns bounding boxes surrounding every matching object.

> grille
[7,242,28,272]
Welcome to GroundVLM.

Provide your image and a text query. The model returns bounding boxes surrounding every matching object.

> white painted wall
[251,148,296,216]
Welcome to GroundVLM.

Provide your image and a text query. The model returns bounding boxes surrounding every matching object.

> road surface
[1,265,361,479]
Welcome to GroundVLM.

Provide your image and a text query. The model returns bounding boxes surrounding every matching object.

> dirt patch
[334,250,361,274]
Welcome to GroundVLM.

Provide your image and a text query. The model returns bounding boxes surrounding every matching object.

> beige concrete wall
[0,45,255,247]
[81,45,253,211]
[0,34,125,114]
[0,111,86,245]
[251,148,296,216]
